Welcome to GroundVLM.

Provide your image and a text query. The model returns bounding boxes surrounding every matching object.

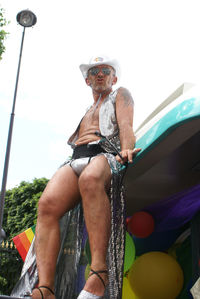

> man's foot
[31,286,55,299]
[82,269,108,297]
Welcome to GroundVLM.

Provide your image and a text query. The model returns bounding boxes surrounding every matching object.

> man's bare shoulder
[116,87,134,107]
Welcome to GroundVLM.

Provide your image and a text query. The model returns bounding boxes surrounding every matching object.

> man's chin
[94,86,111,94]
[93,87,105,93]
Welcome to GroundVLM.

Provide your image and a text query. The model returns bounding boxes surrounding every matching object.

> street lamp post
[0,10,37,243]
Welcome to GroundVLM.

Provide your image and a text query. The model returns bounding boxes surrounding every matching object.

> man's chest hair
[80,107,100,129]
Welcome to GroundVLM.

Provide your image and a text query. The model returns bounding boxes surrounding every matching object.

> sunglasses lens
[102,68,111,75]
[90,68,99,76]
[89,67,111,76]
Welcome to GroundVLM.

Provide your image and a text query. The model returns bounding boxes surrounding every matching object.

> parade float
[1,82,200,299]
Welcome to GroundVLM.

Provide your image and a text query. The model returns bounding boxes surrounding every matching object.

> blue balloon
[133,227,183,255]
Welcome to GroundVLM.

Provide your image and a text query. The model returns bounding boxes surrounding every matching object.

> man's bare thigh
[80,154,112,190]
[40,164,81,218]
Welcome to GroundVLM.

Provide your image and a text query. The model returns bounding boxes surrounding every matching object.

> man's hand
[116,148,141,164]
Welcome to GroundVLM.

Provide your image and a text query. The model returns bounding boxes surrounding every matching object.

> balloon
[85,232,136,273]
[125,216,131,228]
[85,239,91,264]
[128,251,184,299]
[133,227,183,255]
[124,232,136,273]
[84,264,90,281]
[169,235,192,299]
[122,277,138,299]
[128,211,155,238]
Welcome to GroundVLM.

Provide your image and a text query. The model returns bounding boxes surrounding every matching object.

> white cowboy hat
[79,55,120,79]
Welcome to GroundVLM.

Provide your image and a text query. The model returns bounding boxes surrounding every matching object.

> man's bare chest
[80,105,100,128]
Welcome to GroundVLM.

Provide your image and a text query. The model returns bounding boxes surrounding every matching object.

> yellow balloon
[128,251,184,299]
[122,277,138,299]
[84,264,90,281]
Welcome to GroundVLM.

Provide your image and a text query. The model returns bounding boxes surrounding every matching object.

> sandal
[32,286,54,299]
[77,268,108,299]
[88,269,108,288]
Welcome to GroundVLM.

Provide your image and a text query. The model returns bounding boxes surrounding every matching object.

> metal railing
[0,240,23,295]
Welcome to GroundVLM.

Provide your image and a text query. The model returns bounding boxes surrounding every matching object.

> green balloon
[124,232,136,273]
[85,263,91,281]
[84,232,135,273]
[85,239,91,264]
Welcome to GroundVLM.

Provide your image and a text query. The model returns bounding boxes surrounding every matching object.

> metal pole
[0,26,26,242]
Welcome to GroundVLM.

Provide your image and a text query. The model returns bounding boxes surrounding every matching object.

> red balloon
[126,216,131,228]
[127,211,155,238]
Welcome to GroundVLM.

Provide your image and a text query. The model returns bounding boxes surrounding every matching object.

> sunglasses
[89,67,111,76]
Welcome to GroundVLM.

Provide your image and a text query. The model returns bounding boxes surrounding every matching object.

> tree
[3,177,49,238]
[0,7,9,60]
[0,178,48,295]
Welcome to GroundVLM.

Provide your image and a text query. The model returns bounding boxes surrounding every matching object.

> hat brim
[79,59,120,79]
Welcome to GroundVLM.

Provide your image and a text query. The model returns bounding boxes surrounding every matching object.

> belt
[72,144,106,159]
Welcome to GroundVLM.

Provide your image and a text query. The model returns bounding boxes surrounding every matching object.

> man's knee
[38,194,58,219]
[79,171,102,196]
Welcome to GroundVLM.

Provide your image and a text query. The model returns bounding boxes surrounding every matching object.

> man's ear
[112,76,118,86]
[85,78,91,86]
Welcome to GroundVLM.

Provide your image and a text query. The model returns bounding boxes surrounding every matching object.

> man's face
[86,64,117,93]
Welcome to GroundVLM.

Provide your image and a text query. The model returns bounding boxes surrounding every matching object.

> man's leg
[78,155,112,297]
[32,165,80,299]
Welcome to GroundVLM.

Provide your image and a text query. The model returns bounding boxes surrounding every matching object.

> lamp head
[17,10,37,27]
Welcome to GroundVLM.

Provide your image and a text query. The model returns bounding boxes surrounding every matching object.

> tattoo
[119,88,134,107]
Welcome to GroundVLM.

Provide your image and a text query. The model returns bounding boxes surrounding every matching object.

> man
[31,56,140,299]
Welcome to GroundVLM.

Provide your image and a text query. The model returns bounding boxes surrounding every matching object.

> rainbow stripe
[13,225,36,261]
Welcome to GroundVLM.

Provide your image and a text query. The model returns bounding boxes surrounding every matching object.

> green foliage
[0,7,9,60]
[3,177,49,239]
[0,178,48,294]
[0,247,23,295]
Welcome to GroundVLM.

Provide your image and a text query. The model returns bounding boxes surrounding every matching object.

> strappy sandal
[77,268,108,299]
[32,286,54,299]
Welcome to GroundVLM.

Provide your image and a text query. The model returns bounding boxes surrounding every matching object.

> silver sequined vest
[68,89,121,153]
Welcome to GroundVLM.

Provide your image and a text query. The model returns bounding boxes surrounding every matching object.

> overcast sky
[0,0,200,188]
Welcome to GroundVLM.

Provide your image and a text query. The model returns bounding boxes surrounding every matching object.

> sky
[0,0,200,189]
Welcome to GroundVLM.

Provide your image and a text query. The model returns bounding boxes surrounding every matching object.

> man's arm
[115,87,141,164]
